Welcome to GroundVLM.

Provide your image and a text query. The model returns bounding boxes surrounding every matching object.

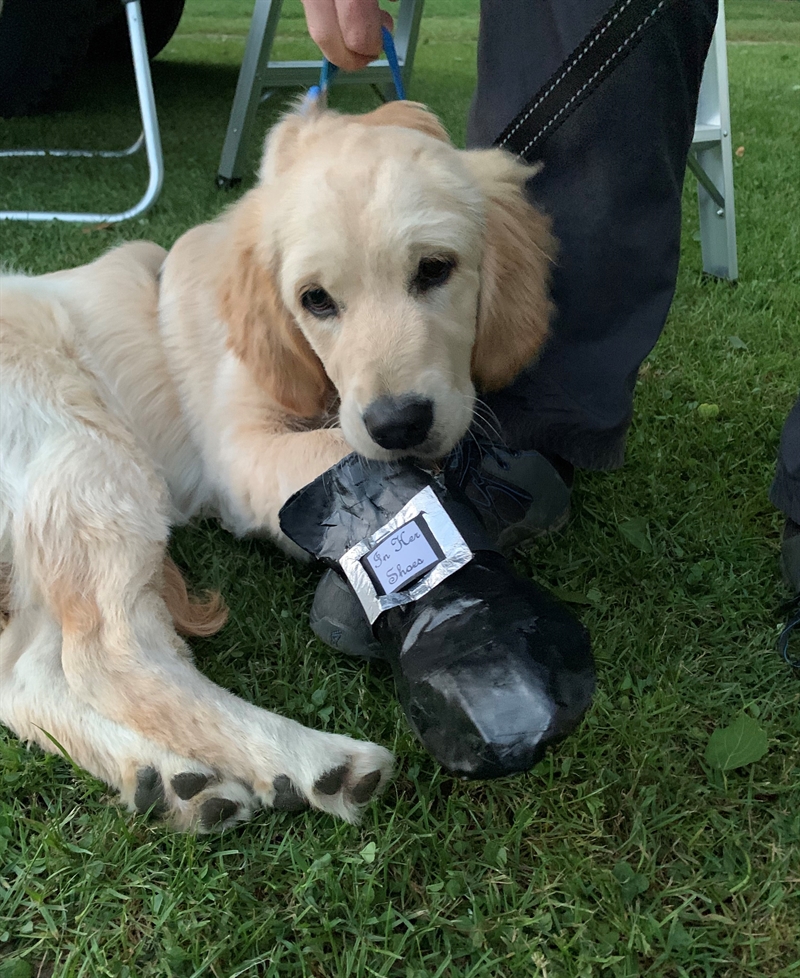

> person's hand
[301,0,397,72]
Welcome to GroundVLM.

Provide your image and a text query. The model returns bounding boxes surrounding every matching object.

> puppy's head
[218,100,554,459]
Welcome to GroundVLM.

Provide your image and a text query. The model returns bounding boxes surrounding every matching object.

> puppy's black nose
[363,394,434,450]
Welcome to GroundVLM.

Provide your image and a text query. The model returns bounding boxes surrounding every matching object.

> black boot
[309,440,573,658]
[279,453,594,779]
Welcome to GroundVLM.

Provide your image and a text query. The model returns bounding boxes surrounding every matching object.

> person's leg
[468,0,719,469]
[769,394,800,591]
[311,0,721,657]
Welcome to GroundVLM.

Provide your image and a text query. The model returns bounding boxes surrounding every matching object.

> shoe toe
[405,649,595,779]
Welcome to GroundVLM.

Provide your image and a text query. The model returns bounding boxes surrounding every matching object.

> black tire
[88,0,186,62]
[0,0,99,118]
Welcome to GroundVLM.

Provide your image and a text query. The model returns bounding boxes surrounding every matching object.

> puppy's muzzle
[363,394,434,451]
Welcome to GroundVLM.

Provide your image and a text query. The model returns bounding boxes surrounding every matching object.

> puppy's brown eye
[301,287,338,318]
[413,256,456,294]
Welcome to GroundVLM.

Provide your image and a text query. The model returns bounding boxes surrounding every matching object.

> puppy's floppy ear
[462,150,556,392]
[357,100,451,143]
[217,191,332,418]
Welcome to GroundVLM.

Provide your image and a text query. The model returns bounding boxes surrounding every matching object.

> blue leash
[308,26,406,102]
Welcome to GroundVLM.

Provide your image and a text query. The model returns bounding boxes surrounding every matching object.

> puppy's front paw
[261,738,394,824]
[124,760,256,833]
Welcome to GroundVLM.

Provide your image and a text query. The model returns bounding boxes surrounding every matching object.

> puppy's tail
[162,555,228,638]
[0,558,227,638]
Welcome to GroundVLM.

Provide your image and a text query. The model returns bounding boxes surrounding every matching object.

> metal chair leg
[0,0,164,224]
[393,0,425,86]
[216,0,425,188]
[216,0,283,189]
[691,0,738,280]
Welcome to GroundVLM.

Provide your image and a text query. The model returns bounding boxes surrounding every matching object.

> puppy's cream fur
[0,102,554,831]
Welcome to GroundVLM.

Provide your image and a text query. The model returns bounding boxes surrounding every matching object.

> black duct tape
[280,453,595,779]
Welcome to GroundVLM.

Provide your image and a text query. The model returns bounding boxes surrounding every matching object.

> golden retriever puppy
[160,100,553,549]
[0,101,554,831]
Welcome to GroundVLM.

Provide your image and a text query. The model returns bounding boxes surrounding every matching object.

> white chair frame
[0,0,736,269]
[689,0,738,280]
[0,0,164,224]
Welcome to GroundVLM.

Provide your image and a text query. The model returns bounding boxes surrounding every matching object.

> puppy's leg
[218,424,352,546]
[0,606,256,832]
[58,592,392,824]
[19,431,391,825]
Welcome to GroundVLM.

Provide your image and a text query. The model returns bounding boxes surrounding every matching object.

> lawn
[1,1,799,976]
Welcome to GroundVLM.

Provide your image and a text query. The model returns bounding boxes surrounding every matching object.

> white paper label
[362,517,442,595]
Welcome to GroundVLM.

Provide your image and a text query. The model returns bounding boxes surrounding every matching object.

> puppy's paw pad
[199,796,242,832]
[305,743,394,822]
[314,764,348,796]
[134,766,168,817]
[312,763,383,805]
[349,769,382,804]
[174,779,256,833]
[171,771,212,800]
[272,775,308,812]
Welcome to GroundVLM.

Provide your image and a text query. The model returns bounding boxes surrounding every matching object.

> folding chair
[689,0,738,280]
[0,0,164,224]
[216,0,425,188]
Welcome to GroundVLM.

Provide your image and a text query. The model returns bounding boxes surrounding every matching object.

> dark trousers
[770,395,800,525]
[467,0,719,470]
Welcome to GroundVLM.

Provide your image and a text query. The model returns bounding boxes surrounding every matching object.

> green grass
[1,1,799,976]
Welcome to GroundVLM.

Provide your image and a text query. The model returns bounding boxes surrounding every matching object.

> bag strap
[778,596,800,672]
[495,0,677,160]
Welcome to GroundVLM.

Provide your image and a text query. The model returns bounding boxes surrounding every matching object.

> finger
[334,0,384,61]
[302,0,374,71]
